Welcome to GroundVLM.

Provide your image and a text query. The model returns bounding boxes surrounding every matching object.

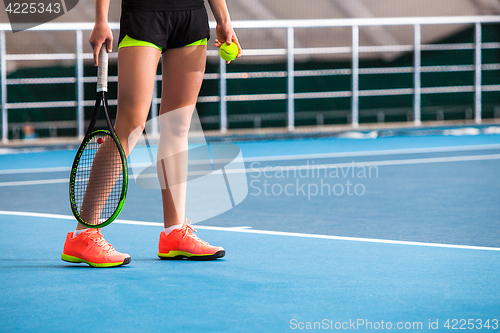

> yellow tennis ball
[219,42,238,61]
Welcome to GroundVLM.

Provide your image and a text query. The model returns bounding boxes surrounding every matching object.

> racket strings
[74,133,124,225]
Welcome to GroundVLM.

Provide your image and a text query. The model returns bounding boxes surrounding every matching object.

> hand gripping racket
[69,44,128,228]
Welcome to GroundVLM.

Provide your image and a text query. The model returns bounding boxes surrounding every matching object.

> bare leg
[114,47,161,156]
[76,46,161,230]
[79,135,123,225]
[157,45,206,228]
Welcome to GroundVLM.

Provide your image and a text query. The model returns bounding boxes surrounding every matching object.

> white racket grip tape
[97,44,108,92]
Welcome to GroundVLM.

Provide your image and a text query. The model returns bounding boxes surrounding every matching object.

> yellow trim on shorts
[184,38,208,47]
[119,35,162,50]
[119,35,207,50]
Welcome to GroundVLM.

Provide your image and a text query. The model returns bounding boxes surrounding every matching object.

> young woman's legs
[157,44,207,228]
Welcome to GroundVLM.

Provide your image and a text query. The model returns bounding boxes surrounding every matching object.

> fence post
[475,22,482,124]
[219,56,227,133]
[0,30,7,143]
[287,26,295,131]
[351,25,359,128]
[76,29,84,138]
[414,24,421,126]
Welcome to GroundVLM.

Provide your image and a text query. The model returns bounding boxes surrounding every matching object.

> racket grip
[97,43,108,92]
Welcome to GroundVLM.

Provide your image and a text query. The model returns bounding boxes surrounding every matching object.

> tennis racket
[69,44,128,228]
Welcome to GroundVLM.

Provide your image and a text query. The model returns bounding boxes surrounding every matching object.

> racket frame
[69,46,128,228]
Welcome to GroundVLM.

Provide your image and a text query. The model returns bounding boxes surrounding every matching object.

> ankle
[73,228,88,238]
[163,224,182,236]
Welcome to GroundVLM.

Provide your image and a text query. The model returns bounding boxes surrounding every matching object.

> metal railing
[1,16,500,143]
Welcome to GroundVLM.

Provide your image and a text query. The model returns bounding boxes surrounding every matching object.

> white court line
[243,143,500,162]
[0,166,71,175]
[241,153,500,175]
[1,143,500,176]
[0,210,499,252]
[0,178,69,187]
[2,153,500,187]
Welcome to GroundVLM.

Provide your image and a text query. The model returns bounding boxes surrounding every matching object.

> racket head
[69,129,128,228]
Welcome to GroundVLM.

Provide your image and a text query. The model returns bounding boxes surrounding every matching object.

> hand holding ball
[219,42,238,62]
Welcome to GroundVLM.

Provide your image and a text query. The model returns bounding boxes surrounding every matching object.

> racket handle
[97,43,108,92]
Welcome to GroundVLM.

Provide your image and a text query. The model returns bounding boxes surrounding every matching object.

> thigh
[160,44,207,114]
[115,46,161,155]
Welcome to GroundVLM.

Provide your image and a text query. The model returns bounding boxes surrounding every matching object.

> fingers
[91,39,113,66]
[226,36,242,64]
[106,37,113,53]
[232,36,242,58]
[89,23,113,66]
[214,22,234,48]
[92,43,101,67]
[214,38,223,48]
[214,28,243,64]
[223,30,235,46]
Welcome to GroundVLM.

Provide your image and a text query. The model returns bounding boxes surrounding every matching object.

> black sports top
[121,0,205,11]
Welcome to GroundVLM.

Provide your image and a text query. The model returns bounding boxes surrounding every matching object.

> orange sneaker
[158,222,225,260]
[61,229,131,268]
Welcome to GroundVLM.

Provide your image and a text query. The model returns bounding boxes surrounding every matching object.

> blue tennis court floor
[0,127,499,332]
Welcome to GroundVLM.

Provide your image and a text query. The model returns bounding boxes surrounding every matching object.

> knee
[115,120,145,140]
[115,121,145,157]
[158,105,194,138]
[167,121,191,138]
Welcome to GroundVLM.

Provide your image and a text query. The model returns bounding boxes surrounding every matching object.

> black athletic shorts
[118,7,210,52]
